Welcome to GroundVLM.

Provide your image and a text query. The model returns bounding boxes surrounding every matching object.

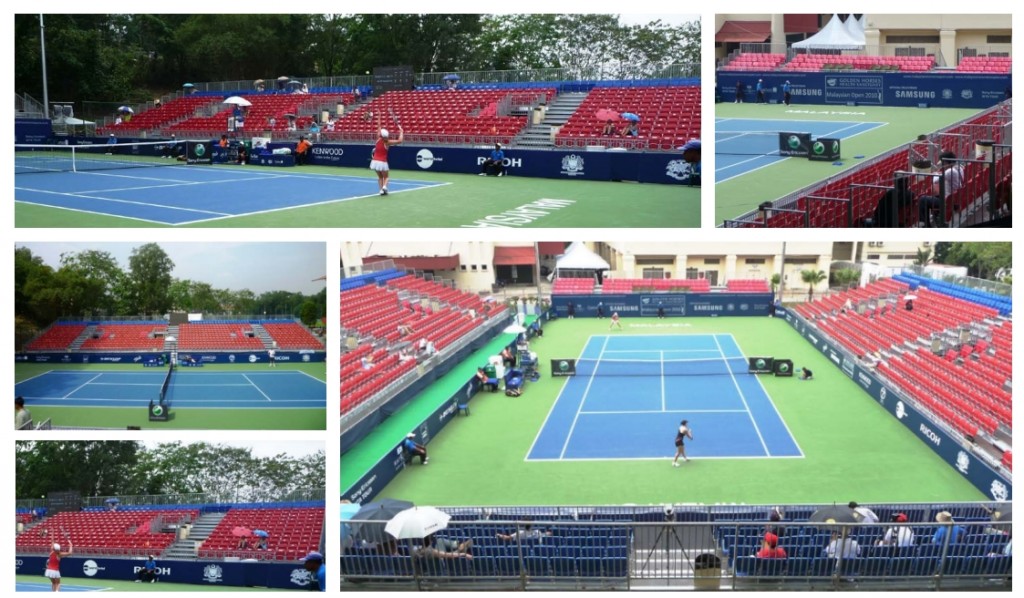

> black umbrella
[808,505,859,525]
[346,499,415,545]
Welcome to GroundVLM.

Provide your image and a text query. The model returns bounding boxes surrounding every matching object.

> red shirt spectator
[756,533,787,558]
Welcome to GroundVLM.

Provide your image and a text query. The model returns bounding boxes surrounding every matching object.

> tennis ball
[813,141,825,155]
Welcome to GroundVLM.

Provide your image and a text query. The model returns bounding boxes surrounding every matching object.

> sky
[142,440,323,459]
[617,14,700,27]
[17,242,327,295]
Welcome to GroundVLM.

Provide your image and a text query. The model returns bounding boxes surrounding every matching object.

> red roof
[784,14,820,34]
[364,255,460,270]
[716,21,771,43]
[537,242,567,255]
[493,246,536,266]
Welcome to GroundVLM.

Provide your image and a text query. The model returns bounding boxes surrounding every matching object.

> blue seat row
[733,555,1011,578]
[341,554,629,579]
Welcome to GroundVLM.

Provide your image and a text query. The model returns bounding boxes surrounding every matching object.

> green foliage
[16,441,324,503]
[941,242,1012,280]
[830,268,860,288]
[127,243,175,316]
[800,269,828,300]
[913,247,933,267]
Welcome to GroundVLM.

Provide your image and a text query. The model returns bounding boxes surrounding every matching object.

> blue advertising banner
[551,293,774,318]
[15,119,54,144]
[14,556,317,590]
[16,351,325,364]
[297,143,688,185]
[717,72,1010,109]
[783,310,1011,501]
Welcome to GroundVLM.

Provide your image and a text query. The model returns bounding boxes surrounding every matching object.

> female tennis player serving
[672,420,693,467]
[45,540,73,591]
[370,114,404,196]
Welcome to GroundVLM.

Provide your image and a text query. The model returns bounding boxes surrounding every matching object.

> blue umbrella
[253,530,269,538]
[443,74,461,81]
[287,80,303,87]
[105,497,120,504]
[620,112,640,121]
[182,83,195,88]
[117,106,134,114]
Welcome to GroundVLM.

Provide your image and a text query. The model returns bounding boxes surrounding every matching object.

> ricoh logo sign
[476,156,521,168]
[919,423,942,447]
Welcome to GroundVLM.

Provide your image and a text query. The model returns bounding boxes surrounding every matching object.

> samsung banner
[718,72,1010,109]
[551,293,774,318]
[15,556,317,590]
[784,311,1011,501]
[16,351,325,364]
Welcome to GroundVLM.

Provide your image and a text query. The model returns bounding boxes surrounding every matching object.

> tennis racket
[387,106,402,129]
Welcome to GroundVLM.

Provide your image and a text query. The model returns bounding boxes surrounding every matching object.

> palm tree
[800,269,828,300]
[914,247,933,267]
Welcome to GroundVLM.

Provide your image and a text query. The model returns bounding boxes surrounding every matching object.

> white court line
[603,349,717,354]
[660,350,666,412]
[62,374,103,399]
[14,199,171,225]
[524,335,595,462]
[712,334,770,457]
[580,409,749,415]
[13,370,55,385]
[558,336,610,460]
[243,374,273,402]
[527,455,805,462]
[71,173,295,193]
[14,187,231,216]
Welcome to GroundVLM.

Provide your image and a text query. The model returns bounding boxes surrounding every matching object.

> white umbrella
[385,507,451,540]
[223,96,252,107]
[903,294,918,301]
[503,324,527,334]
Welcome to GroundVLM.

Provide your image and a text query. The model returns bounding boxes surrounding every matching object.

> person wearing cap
[755,532,787,558]
[756,79,765,104]
[402,433,428,465]
[45,540,73,591]
[480,142,506,176]
[849,501,879,524]
[878,513,915,547]
[679,139,701,186]
[301,551,326,591]
[932,511,966,546]
[799,367,813,381]
[15,396,32,430]
[136,554,158,583]
[106,132,118,155]
[370,118,403,196]
[295,136,313,166]
[782,80,792,106]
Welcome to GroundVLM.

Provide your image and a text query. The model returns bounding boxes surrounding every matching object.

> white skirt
[45,569,61,579]
[370,160,389,172]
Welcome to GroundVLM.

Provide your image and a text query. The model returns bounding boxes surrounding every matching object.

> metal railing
[901,267,1012,297]
[342,515,1011,591]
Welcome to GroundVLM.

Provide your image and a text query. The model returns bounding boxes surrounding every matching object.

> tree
[127,243,175,316]
[830,268,860,288]
[16,441,148,499]
[770,273,781,295]
[60,250,127,316]
[299,301,319,327]
[913,247,933,267]
[801,269,828,300]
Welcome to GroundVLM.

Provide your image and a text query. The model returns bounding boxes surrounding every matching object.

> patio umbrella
[808,505,859,525]
[231,526,252,537]
[277,76,290,82]
[283,113,297,119]
[903,294,918,302]
[117,106,134,114]
[253,530,269,538]
[341,503,361,545]
[182,83,195,88]
[503,324,527,334]
[620,112,640,121]
[348,499,415,544]
[254,79,265,86]
[595,108,619,121]
[104,498,120,504]
[223,96,252,107]
[442,74,461,81]
[385,507,451,540]
[287,80,304,87]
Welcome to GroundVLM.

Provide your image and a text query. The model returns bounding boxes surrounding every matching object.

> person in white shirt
[849,502,880,524]
[918,151,965,226]
[825,532,860,560]
[877,513,915,547]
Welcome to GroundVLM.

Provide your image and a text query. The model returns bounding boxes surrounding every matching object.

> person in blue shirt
[680,139,701,186]
[782,81,792,106]
[480,142,506,176]
[932,511,966,546]
[136,555,158,583]
[301,551,325,591]
[106,133,118,155]
[402,433,428,465]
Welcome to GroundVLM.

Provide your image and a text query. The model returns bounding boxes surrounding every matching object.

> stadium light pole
[39,14,49,118]
[534,242,542,312]
[778,242,787,302]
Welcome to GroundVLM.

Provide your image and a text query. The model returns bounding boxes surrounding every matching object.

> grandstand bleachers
[177,322,265,350]
[555,86,699,150]
[79,324,167,351]
[262,322,324,350]
[552,278,596,295]
[25,323,87,351]
[957,56,1012,73]
[102,96,220,134]
[16,509,198,556]
[601,278,711,293]
[726,279,771,293]
[782,54,935,72]
[721,53,788,71]
[198,506,323,561]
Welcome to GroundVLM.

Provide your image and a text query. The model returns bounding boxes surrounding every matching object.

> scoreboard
[46,490,83,514]
[373,66,415,94]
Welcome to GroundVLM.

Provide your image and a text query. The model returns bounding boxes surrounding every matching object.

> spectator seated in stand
[601,120,617,136]
[477,366,499,392]
[620,121,639,137]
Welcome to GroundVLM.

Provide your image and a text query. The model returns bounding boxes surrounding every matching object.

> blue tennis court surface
[15,166,446,225]
[14,370,325,409]
[715,118,886,183]
[17,581,107,591]
[527,334,802,461]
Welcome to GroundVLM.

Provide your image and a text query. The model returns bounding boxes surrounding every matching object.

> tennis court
[347,317,987,505]
[715,118,886,183]
[15,576,279,592]
[14,143,444,225]
[14,369,325,409]
[527,334,801,461]
[16,581,107,592]
[713,103,985,222]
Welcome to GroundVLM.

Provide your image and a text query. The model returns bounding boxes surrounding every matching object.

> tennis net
[159,362,175,402]
[15,140,184,174]
[575,356,750,377]
[714,130,788,156]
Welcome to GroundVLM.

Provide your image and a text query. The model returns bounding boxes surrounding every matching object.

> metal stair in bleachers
[513,92,588,148]
[162,511,227,560]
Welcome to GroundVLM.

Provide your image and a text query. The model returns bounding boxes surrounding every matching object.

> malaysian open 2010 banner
[551,293,775,318]
[15,556,318,590]
[782,308,1011,502]
[15,351,326,364]
[718,72,1010,109]
[268,143,690,185]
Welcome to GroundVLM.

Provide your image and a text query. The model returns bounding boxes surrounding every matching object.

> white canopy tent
[553,242,611,280]
[792,14,865,50]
